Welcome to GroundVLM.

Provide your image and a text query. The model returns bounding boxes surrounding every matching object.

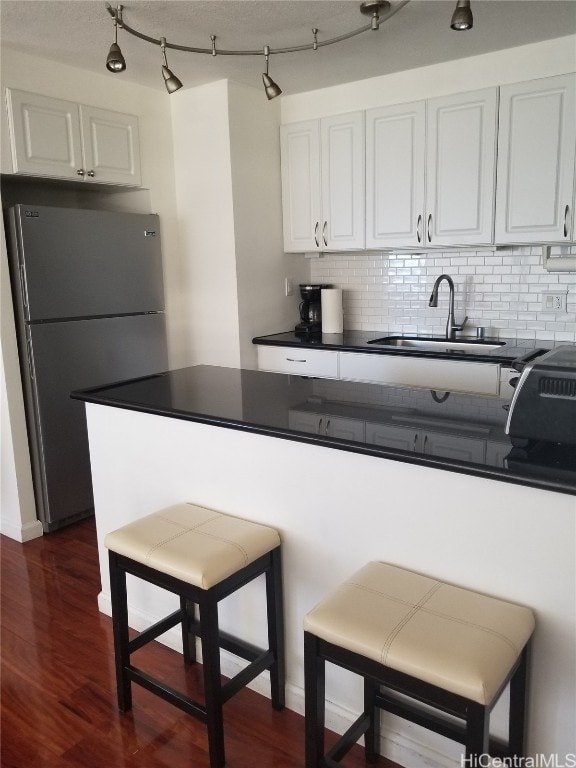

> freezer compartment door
[9,205,164,321]
[23,314,168,530]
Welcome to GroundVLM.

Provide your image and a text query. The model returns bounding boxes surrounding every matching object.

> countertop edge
[73,390,576,497]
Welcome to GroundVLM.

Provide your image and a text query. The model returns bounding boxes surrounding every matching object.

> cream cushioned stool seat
[105,503,285,768]
[304,561,535,767]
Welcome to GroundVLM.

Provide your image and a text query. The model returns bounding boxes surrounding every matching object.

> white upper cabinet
[79,105,141,186]
[426,88,497,246]
[280,120,322,252]
[365,101,426,248]
[280,112,364,252]
[495,74,576,243]
[6,88,141,186]
[366,88,497,248]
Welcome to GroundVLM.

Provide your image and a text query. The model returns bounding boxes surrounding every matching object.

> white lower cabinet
[365,422,486,462]
[338,352,500,396]
[256,345,339,378]
[256,346,503,396]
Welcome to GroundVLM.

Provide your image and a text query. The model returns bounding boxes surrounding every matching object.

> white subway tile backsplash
[311,247,576,343]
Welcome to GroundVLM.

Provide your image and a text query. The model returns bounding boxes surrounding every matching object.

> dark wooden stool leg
[200,597,225,768]
[304,631,326,768]
[108,551,132,712]
[465,702,489,760]
[180,598,197,665]
[364,677,380,763]
[508,643,529,756]
[266,547,285,710]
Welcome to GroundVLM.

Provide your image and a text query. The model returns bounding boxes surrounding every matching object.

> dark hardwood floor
[1,519,401,768]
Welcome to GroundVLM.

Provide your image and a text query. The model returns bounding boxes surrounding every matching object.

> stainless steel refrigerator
[6,204,168,532]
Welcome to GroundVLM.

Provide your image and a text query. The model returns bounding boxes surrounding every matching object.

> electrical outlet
[541,291,567,312]
[284,277,294,297]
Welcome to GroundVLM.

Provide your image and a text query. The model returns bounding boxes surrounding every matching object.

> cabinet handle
[87,170,95,178]
[427,214,432,243]
[423,434,429,453]
[314,222,319,248]
[322,221,328,247]
[417,214,422,243]
[286,357,307,363]
[565,205,570,238]
[325,419,330,436]
[318,418,323,434]
[413,433,418,452]
[76,168,85,177]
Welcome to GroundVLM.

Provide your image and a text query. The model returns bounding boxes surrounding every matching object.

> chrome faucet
[428,274,468,340]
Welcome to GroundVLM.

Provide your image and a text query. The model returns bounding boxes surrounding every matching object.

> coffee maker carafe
[295,284,332,336]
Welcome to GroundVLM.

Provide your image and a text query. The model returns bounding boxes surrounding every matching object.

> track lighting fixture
[104,1,474,97]
[262,45,282,101]
[105,5,126,72]
[160,37,183,94]
[450,0,473,31]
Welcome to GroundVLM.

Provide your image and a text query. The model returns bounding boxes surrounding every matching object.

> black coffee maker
[295,284,332,336]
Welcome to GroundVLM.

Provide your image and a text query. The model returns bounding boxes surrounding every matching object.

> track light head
[160,37,183,94]
[105,6,126,72]
[450,0,473,30]
[162,65,183,94]
[106,41,126,72]
[262,44,282,100]
[262,73,282,100]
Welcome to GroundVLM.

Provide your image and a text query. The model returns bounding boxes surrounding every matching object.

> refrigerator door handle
[19,262,30,317]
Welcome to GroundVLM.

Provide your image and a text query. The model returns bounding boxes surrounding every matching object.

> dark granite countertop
[253,330,554,365]
[72,365,575,496]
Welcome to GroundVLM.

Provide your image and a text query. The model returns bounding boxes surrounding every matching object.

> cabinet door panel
[427,88,497,245]
[495,74,576,242]
[288,410,323,435]
[423,430,485,463]
[326,416,365,443]
[321,112,365,250]
[280,121,322,252]
[366,422,419,451]
[80,106,141,186]
[6,89,82,178]
[366,102,426,248]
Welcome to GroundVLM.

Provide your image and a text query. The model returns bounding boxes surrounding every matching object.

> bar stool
[304,561,535,767]
[105,502,285,768]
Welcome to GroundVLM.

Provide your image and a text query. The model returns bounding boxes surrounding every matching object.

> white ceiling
[1,1,575,97]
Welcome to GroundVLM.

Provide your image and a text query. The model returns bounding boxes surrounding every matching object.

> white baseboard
[0,517,43,542]
[97,591,459,768]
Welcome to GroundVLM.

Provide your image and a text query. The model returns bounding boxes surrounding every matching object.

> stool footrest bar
[128,609,183,653]
[221,650,275,703]
[375,689,466,743]
[127,665,208,721]
[325,712,371,764]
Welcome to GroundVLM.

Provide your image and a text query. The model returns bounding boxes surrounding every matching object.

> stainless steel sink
[367,336,505,353]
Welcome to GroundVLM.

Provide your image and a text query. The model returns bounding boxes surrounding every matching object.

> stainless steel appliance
[506,345,576,446]
[295,283,332,336]
[6,204,168,531]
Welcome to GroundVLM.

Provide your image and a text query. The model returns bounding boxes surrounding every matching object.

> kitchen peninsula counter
[74,365,576,765]
[73,364,576,496]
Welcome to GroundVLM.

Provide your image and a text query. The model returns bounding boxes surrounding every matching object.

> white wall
[281,35,576,122]
[227,80,308,367]
[169,78,308,370]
